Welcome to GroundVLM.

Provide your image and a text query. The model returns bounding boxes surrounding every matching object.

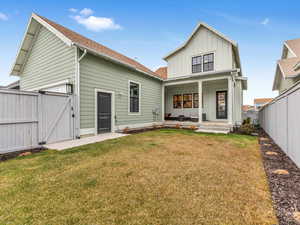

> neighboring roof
[155,67,168,79]
[277,57,300,78]
[285,38,300,56]
[273,38,300,90]
[5,80,20,89]
[242,105,254,112]
[254,98,273,105]
[10,13,162,80]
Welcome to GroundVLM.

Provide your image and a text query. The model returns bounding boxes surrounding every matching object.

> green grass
[0,129,276,225]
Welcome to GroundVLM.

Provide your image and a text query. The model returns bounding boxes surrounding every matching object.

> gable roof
[273,38,300,90]
[10,13,162,80]
[277,57,300,77]
[285,38,300,56]
[254,98,273,105]
[155,66,168,79]
[163,22,238,59]
[162,22,242,76]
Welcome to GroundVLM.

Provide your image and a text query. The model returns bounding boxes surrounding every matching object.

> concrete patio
[44,133,129,150]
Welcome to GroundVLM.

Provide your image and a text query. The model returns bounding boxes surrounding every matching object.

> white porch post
[227,76,233,125]
[161,84,165,122]
[198,80,202,123]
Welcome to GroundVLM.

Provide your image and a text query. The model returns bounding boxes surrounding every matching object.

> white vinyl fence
[0,89,75,154]
[259,82,300,168]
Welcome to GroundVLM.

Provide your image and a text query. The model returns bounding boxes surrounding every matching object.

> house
[10,13,247,137]
[273,38,300,94]
[242,105,254,112]
[5,80,20,90]
[254,98,273,111]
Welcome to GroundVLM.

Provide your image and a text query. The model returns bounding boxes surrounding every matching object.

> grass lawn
[0,129,276,225]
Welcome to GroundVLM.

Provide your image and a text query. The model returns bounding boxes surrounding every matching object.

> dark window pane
[193,93,199,108]
[192,56,202,73]
[129,82,140,113]
[203,53,214,72]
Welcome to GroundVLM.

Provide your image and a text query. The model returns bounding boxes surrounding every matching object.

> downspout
[75,47,87,138]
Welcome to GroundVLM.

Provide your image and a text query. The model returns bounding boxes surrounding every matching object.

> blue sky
[1,0,300,104]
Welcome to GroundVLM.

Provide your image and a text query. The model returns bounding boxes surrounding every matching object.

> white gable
[165,24,237,79]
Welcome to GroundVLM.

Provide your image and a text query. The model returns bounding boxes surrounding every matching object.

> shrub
[238,123,255,135]
[242,117,251,125]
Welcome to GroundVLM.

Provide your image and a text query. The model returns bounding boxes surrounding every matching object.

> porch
[163,76,233,126]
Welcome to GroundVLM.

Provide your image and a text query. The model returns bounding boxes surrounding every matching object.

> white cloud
[69,8,78,13]
[79,8,93,16]
[0,13,8,21]
[72,15,122,31]
[261,18,270,25]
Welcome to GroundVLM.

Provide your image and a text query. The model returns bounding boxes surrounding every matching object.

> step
[198,125,231,131]
[196,128,230,134]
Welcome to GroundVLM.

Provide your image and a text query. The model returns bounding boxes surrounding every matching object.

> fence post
[37,93,44,145]
[286,96,289,154]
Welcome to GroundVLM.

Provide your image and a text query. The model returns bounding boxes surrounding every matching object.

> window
[183,94,192,108]
[129,81,140,113]
[173,95,182,108]
[203,53,214,72]
[192,56,202,73]
[193,93,199,108]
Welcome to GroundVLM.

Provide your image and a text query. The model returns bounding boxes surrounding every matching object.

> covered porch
[163,76,234,126]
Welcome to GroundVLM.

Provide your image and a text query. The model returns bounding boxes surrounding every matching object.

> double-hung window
[203,53,214,72]
[192,56,202,73]
[129,81,140,113]
[192,53,214,73]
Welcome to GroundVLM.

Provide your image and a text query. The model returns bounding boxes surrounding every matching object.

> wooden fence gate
[0,89,75,154]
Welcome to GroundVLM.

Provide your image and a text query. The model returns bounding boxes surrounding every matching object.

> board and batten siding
[80,54,163,132]
[166,26,233,78]
[20,26,76,90]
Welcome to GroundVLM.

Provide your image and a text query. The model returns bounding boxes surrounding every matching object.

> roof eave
[10,13,73,76]
[272,65,281,91]
[284,41,297,57]
[74,43,163,81]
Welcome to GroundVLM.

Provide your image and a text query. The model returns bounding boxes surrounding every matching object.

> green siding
[80,54,162,129]
[20,26,75,90]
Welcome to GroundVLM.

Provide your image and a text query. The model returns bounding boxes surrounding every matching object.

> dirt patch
[0,148,45,162]
[260,130,300,225]
[122,126,196,134]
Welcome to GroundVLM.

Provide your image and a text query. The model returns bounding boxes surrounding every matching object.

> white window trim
[191,51,216,74]
[128,80,141,115]
[94,88,115,135]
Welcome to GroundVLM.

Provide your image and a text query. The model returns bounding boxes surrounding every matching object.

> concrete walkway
[44,133,128,150]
